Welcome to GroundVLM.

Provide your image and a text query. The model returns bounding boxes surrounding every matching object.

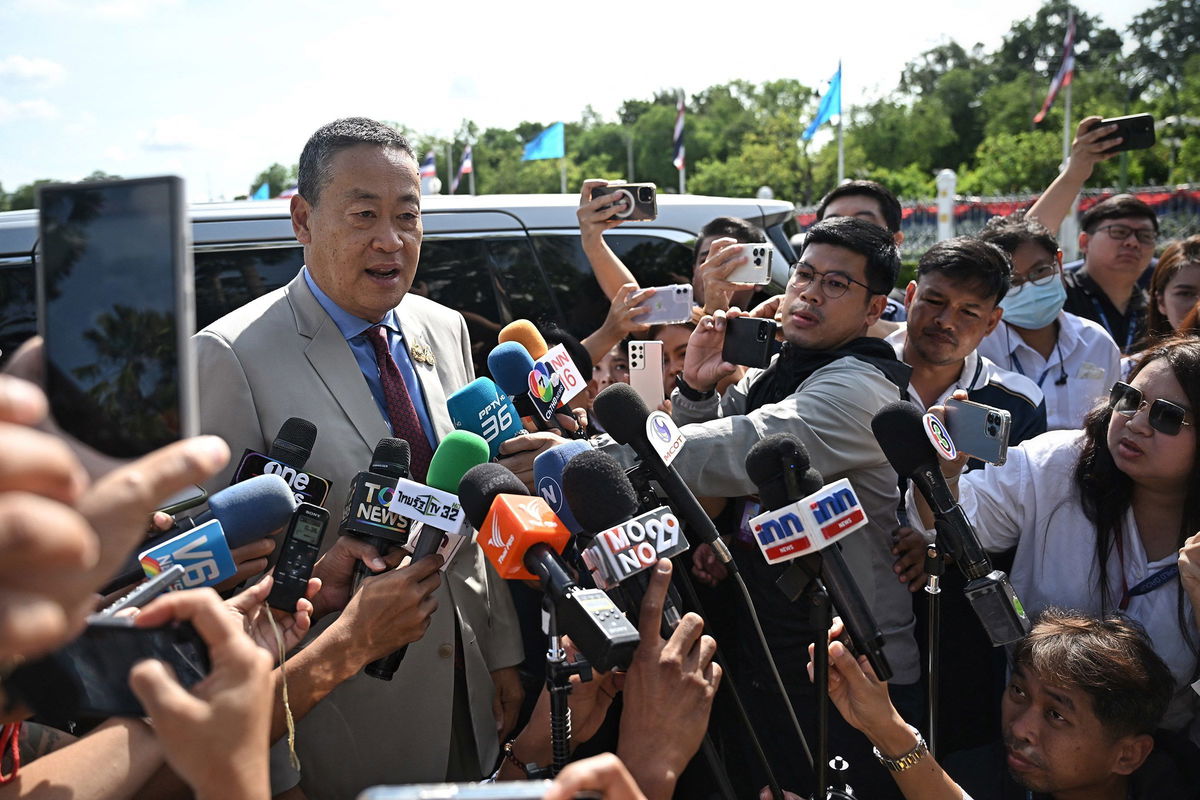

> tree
[8,180,54,211]
[250,163,296,198]
[990,0,1123,85]
[1127,0,1199,100]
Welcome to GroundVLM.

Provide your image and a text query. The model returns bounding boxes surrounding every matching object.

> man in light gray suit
[194,118,524,797]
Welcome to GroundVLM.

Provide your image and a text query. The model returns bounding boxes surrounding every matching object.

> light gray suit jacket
[194,270,523,796]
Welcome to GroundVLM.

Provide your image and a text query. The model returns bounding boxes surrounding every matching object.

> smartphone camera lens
[637,187,653,202]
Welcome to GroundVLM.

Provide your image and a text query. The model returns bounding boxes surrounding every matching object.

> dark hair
[977,211,1059,259]
[1145,235,1200,341]
[539,322,594,382]
[692,216,766,265]
[801,216,900,294]
[1014,608,1174,738]
[1081,194,1159,234]
[816,180,903,234]
[916,236,1012,305]
[298,117,415,207]
[1075,336,1200,660]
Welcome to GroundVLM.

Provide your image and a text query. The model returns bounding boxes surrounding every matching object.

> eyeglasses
[1009,262,1061,294]
[790,263,875,299]
[1109,381,1193,435]
[1095,224,1157,246]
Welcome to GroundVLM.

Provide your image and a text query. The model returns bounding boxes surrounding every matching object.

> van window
[194,247,304,329]
[0,262,35,365]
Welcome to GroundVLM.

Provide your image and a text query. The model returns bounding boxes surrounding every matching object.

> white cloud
[0,98,59,124]
[103,145,131,161]
[140,114,212,151]
[12,0,179,18]
[0,55,66,86]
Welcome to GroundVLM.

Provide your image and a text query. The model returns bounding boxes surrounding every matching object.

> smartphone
[722,317,780,368]
[628,340,665,410]
[156,484,208,516]
[268,503,330,612]
[36,176,197,459]
[1091,113,1155,153]
[359,782,599,799]
[591,182,657,221]
[944,398,1011,466]
[6,615,209,719]
[640,284,693,325]
[726,243,773,285]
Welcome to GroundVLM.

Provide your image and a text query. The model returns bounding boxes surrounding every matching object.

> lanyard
[1090,296,1137,352]
[1006,328,1066,388]
[1114,532,1180,611]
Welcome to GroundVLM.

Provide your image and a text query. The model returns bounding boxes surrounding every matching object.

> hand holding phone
[943,398,1011,466]
[1088,113,1155,153]
[721,316,781,369]
[591,183,658,221]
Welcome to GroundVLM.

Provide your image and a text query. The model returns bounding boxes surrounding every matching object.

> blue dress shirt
[303,268,438,447]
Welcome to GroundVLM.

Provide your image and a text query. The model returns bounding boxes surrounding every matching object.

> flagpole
[469,146,476,196]
[680,163,686,195]
[446,144,453,194]
[560,159,567,193]
[837,117,845,184]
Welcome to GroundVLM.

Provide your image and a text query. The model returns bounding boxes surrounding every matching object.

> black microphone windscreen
[592,383,650,445]
[562,449,639,535]
[267,417,317,469]
[871,401,939,477]
[459,463,528,530]
[371,438,411,479]
[745,434,815,511]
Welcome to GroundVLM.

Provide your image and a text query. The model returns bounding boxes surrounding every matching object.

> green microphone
[365,430,491,681]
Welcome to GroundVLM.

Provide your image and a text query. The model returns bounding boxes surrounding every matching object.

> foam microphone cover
[746,434,814,511]
[459,463,529,531]
[426,431,491,493]
[370,438,411,480]
[209,473,299,548]
[591,382,650,445]
[562,449,640,541]
[498,319,550,359]
[533,439,593,535]
[488,341,539,398]
[870,401,939,478]
[267,417,317,469]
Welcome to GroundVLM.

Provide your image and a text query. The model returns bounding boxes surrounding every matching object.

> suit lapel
[286,272,390,454]
[396,307,453,441]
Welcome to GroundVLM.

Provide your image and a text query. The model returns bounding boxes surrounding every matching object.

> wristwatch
[873,726,929,772]
[674,372,715,402]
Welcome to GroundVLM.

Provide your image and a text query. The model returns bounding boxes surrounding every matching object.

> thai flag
[420,151,437,179]
[1033,13,1076,124]
[277,185,298,199]
[451,146,473,193]
[672,94,686,171]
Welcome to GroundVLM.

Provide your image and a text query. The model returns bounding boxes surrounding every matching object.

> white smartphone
[640,284,693,325]
[628,340,665,409]
[725,243,772,285]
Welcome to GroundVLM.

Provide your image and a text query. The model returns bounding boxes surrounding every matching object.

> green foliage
[250,163,296,198]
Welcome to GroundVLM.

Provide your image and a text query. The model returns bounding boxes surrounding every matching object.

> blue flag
[522,122,565,161]
[802,62,842,141]
[251,182,270,200]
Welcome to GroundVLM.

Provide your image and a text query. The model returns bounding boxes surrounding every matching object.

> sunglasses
[1109,382,1194,436]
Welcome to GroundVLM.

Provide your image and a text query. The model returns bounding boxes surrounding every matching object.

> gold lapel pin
[410,342,436,367]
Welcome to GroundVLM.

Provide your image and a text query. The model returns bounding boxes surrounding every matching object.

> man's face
[821,194,903,245]
[1001,665,1143,796]
[903,272,1003,368]
[782,243,886,350]
[1079,216,1157,281]
[291,144,422,322]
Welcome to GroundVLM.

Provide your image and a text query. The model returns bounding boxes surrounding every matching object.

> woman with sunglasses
[907,336,1200,739]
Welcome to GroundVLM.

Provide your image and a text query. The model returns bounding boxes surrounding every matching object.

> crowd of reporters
[0,111,1198,800]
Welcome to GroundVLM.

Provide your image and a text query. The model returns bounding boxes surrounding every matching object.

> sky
[0,0,1151,203]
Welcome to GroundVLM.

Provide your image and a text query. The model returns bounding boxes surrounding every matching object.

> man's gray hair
[297,117,414,207]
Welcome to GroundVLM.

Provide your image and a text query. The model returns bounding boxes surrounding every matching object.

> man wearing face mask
[976,213,1121,431]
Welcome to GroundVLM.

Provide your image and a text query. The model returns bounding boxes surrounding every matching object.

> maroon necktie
[366,324,434,481]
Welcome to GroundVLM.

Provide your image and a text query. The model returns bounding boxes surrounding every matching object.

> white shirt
[976,312,1121,431]
[955,429,1199,734]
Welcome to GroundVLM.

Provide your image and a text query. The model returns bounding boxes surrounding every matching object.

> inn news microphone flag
[1033,13,1076,124]
[522,122,564,161]
[802,62,842,141]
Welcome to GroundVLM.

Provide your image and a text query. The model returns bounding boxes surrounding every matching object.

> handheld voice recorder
[268,503,329,612]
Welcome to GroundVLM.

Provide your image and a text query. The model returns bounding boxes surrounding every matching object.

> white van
[0,192,795,375]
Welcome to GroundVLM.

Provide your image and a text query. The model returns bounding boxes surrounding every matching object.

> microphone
[591,382,738,574]
[499,319,587,404]
[229,417,333,506]
[447,377,525,459]
[102,474,299,593]
[461,463,640,671]
[744,434,892,681]
[563,448,686,638]
[871,401,1030,645]
[364,430,492,681]
[342,439,415,589]
[533,439,594,536]
[489,341,562,426]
